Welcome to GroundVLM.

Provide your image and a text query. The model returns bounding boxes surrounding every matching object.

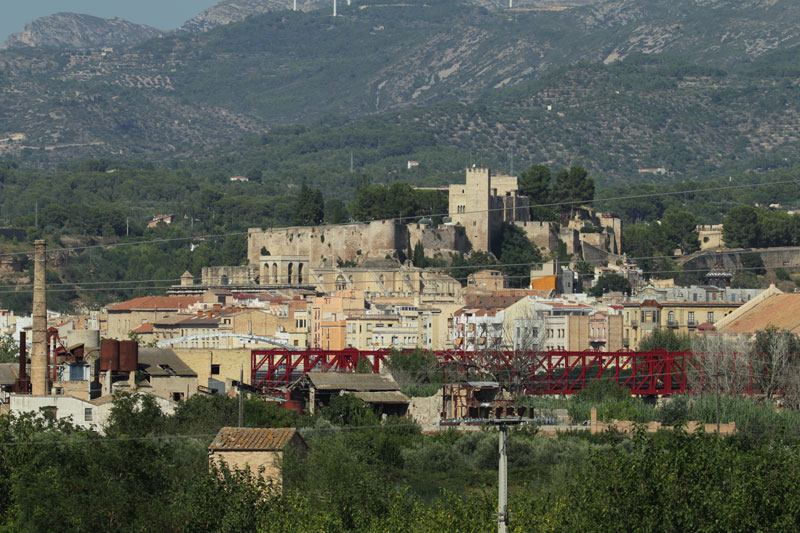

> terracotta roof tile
[720,294,800,335]
[131,322,154,333]
[108,296,201,312]
[208,427,300,451]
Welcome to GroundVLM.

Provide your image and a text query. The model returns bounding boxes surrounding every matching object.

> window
[84,408,93,422]
[172,392,184,402]
[668,311,675,323]
[707,312,714,323]
[688,311,695,323]
[211,364,220,375]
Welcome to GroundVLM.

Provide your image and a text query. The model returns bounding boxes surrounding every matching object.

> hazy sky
[0,1,220,44]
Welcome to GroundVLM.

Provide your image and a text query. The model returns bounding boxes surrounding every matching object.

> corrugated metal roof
[0,363,17,386]
[307,372,400,391]
[208,427,300,451]
[352,391,410,404]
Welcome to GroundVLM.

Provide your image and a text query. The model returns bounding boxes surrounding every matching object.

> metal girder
[251,348,387,389]
[249,348,696,395]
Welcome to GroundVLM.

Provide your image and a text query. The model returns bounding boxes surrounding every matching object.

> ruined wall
[249,221,473,268]
[248,220,403,267]
[202,266,257,286]
[407,224,471,258]
[514,221,559,253]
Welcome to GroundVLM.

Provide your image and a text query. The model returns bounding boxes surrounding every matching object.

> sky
[0,0,220,44]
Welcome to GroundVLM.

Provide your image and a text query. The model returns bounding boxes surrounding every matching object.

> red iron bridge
[251,349,700,396]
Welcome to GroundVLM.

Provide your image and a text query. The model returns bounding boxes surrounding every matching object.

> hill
[2,0,800,166]
[175,53,800,190]
[1,13,164,51]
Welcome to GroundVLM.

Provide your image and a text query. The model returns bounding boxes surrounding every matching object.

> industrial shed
[300,372,409,416]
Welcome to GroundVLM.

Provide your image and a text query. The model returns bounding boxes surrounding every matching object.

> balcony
[667,320,679,328]
[622,336,630,348]
[687,320,699,328]
[630,320,639,329]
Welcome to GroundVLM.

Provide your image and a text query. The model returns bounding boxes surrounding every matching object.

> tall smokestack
[31,239,48,395]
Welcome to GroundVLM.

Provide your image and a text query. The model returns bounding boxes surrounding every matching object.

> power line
[1,174,798,261]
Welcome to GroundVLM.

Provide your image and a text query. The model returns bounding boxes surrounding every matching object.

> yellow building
[622,299,741,349]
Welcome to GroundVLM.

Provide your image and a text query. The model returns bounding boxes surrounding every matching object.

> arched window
[287,263,294,284]
[298,263,304,284]
[272,263,278,284]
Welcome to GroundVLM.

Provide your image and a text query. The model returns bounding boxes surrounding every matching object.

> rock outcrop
[2,13,163,50]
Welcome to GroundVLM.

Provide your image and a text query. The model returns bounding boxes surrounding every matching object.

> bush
[657,395,689,426]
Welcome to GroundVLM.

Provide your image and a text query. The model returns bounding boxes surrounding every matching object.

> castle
[245,168,621,273]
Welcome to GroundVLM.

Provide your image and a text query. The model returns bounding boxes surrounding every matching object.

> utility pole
[489,419,525,531]
[238,365,244,427]
[714,372,721,435]
[497,424,509,533]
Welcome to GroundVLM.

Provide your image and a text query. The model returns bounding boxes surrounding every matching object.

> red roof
[108,296,201,312]
[640,299,662,308]
[131,322,154,333]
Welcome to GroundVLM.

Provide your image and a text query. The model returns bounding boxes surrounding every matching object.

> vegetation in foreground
[2,389,800,531]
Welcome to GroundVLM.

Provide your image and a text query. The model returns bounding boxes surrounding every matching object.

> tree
[495,224,542,288]
[752,326,800,402]
[550,166,594,215]
[519,164,551,202]
[660,208,700,254]
[412,241,427,268]
[519,164,556,220]
[292,183,324,226]
[723,206,760,248]
[589,273,631,297]
[386,348,439,388]
[731,271,760,288]
[638,329,693,351]
[325,198,349,224]
[0,335,18,363]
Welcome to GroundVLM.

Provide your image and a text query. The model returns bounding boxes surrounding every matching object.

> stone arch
[272,263,278,284]
[298,263,304,284]
[287,263,294,284]
[336,275,346,290]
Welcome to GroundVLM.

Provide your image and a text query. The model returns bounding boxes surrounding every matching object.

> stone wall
[210,450,282,485]
[589,408,736,436]
[682,246,800,273]
[248,220,404,268]
[513,221,559,253]
[202,266,257,286]
[407,224,471,258]
[249,221,472,268]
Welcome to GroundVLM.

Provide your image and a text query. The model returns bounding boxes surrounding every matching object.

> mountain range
[1,0,800,185]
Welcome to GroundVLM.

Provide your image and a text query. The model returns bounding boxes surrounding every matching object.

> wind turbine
[333,0,337,16]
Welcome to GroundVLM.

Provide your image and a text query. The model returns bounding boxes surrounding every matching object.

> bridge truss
[251,348,699,395]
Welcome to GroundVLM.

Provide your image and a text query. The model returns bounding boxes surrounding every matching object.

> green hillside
[2,0,800,165]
